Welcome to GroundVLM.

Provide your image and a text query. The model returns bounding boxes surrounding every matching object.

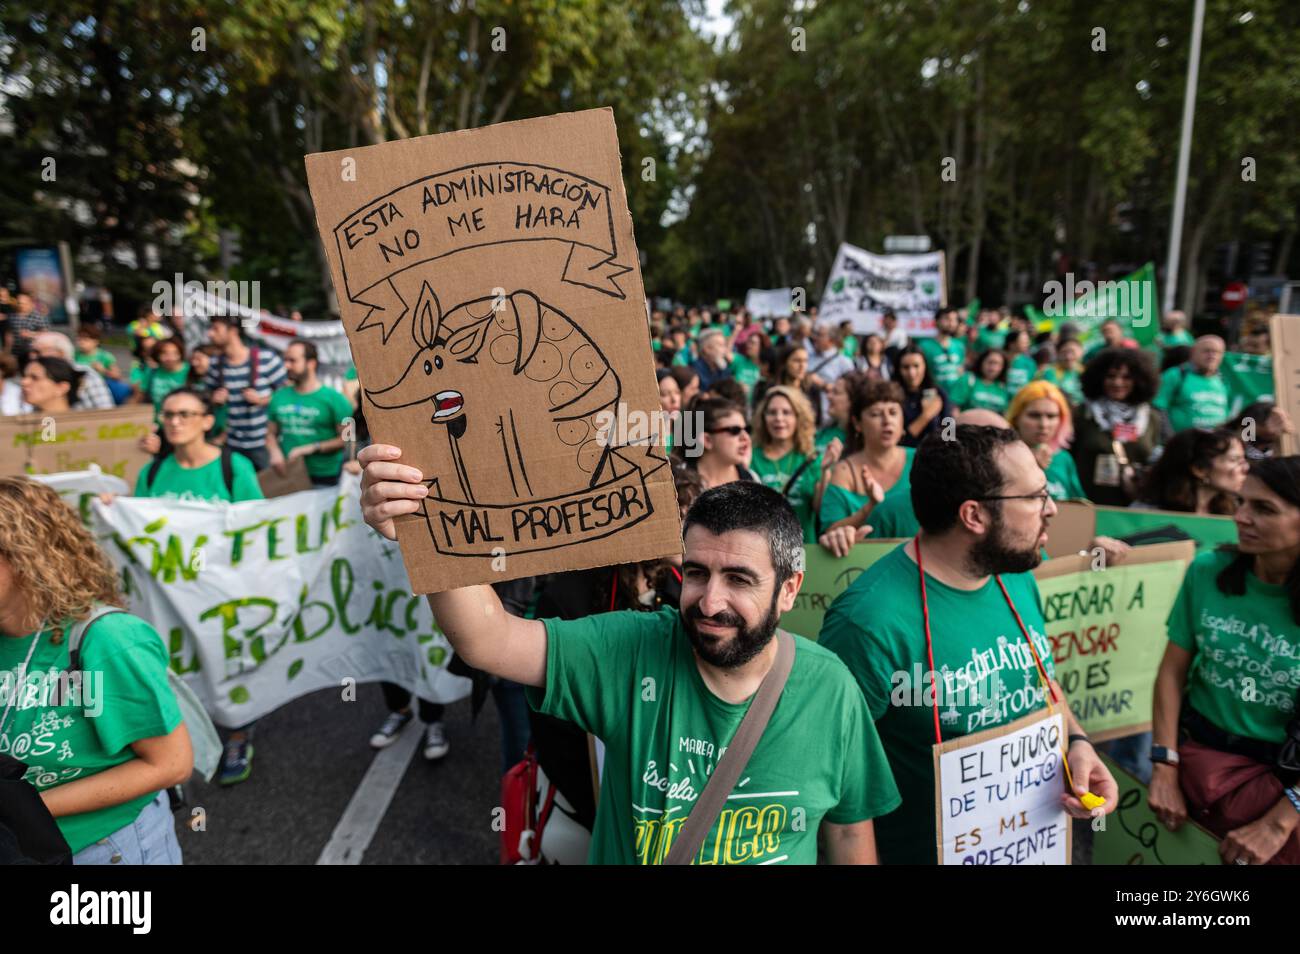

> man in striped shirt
[205,314,287,471]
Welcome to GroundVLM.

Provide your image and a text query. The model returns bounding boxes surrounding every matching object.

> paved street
[175,685,501,865]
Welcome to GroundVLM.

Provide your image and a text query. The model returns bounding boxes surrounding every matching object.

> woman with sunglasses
[1007,380,1085,500]
[1148,456,1300,865]
[677,397,755,489]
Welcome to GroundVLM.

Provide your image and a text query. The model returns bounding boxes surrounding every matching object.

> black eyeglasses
[708,425,747,437]
[974,489,1053,510]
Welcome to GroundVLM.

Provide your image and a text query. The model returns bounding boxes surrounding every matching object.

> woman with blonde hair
[0,477,191,864]
[1007,379,1085,500]
[750,385,834,542]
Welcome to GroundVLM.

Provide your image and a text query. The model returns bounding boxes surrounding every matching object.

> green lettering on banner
[330,558,363,634]
[777,541,902,639]
[201,596,281,668]
[1093,506,1236,551]
[1092,754,1220,865]
[1035,543,1193,740]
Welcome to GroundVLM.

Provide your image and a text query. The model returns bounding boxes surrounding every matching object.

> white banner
[743,287,794,318]
[34,467,130,525]
[90,474,469,727]
[818,243,946,338]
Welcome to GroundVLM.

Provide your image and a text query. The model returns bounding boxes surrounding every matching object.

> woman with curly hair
[1071,347,1163,506]
[0,477,191,864]
[750,385,834,542]
[1134,428,1248,515]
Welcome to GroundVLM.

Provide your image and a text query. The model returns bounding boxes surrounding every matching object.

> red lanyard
[915,537,1057,746]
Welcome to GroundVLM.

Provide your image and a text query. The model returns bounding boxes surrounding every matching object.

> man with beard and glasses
[358,444,900,864]
[820,425,1118,864]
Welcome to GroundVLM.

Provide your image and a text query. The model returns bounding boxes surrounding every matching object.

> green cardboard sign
[1094,506,1237,551]
[1093,754,1221,865]
[779,541,902,639]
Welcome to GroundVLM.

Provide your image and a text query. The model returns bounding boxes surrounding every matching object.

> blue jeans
[72,791,183,865]
[492,678,532,774]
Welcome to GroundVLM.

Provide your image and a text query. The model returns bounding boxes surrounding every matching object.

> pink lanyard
[915,537,1057,746]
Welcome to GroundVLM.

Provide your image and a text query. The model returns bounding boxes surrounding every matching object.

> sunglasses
[707,425,748,437]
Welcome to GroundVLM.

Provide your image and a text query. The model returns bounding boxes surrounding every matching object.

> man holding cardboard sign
[361,451,900,864]
[820,425,1118,864]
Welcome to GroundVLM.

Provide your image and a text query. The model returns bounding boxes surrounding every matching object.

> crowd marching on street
[1,291,1299,867]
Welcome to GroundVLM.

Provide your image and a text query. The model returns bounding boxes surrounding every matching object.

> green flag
[966,297,981,326]
[1218,352,1274,417]
[1041,262,1158,345]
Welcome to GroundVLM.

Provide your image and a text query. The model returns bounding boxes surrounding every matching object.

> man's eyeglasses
[707,425,747,437]
[160,410,204,422]
[974,489,1053,510]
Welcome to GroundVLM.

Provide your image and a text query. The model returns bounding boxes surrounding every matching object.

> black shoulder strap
[780,454,816,498]
[220,445,235,496]
[145,452,170,491]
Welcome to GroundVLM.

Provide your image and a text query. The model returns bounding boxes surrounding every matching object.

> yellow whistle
[1080,792,1106,811]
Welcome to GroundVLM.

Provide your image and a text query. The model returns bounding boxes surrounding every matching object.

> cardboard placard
[1093,505,1237,551]
[257,456,313,499]
[303,109,681,592]
[0,404,154,482]
[1043,499,1096,559]
[933,707,1071,865]
[1034,540,1195,740]
[777,540,904,639]
[1092,754,1220,865]
[1272,313,1300,456]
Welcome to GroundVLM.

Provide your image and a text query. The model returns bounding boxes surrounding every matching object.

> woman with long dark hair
[1148,457,1300,865]
[1134,428,1248,515]
[895,345,953,447]
[20,356,81,414]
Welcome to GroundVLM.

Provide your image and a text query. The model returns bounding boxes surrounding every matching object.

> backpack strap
[145,452,170,492]
[220,445,235,497]
[663,629,796,865]
[67,605,128,673]
[249,346,260,389]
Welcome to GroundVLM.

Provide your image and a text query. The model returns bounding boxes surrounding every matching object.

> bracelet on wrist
[1068,733,1092,749]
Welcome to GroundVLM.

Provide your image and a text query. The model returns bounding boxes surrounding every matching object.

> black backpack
[144,445,236,497]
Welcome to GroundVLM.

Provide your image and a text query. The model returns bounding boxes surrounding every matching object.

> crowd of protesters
[2,289,1298,868]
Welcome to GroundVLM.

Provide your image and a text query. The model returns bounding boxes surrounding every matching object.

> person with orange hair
[0,477,192,864]
[1007,380,1085,500]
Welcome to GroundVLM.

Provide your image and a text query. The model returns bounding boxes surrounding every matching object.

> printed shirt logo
[1196,609,1300,713]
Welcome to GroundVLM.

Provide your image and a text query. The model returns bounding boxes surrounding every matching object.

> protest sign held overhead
[304,109,680,592]
[817,243,946,338]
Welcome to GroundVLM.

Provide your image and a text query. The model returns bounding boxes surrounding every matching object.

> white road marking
[316,727,420,864]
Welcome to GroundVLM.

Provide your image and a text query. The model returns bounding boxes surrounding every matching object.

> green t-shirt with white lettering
[1006,354,1037,396]
[917,337,967,392]
[268,384,354,479]
[819,544,1056,865]
[1154,366,1230,432]
[1044,449,1086,500]
[134,451,264,503]
[0,612,182,853]
[957,373,1009,414]
[527,607,901,865]
[1167,549,1300,744]
[750,447,823,542]
[729,354,763,395]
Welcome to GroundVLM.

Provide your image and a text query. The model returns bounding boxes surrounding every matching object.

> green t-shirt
[818,447,915,528]
[1157,329,1195,351]
[134,450,264,503]
[819,544,1056,865]
[867,492,920,539]
[1044,449,1086,500]
[1038,366,1083,405]
[729,354,763,394]
[1154,366,1230,432]
[672,348,693,368]
[1167,549,1300,744]
[268,384,354,478]
[1006,354,1036,396]
[0,612,182,853]
[815,424,847,451]
[957,374,1009,414]
[78,347,117,374]
[750,447,823,542]
[841,335,858,358]
[917,337,967,391]
[527,607,901,864]
[133,364,190,418]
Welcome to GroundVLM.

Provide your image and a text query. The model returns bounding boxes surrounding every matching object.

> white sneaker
[422,721,450,760]
[370,710,413,749]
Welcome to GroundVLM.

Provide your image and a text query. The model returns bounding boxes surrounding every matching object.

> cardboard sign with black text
[304,109,680,592]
